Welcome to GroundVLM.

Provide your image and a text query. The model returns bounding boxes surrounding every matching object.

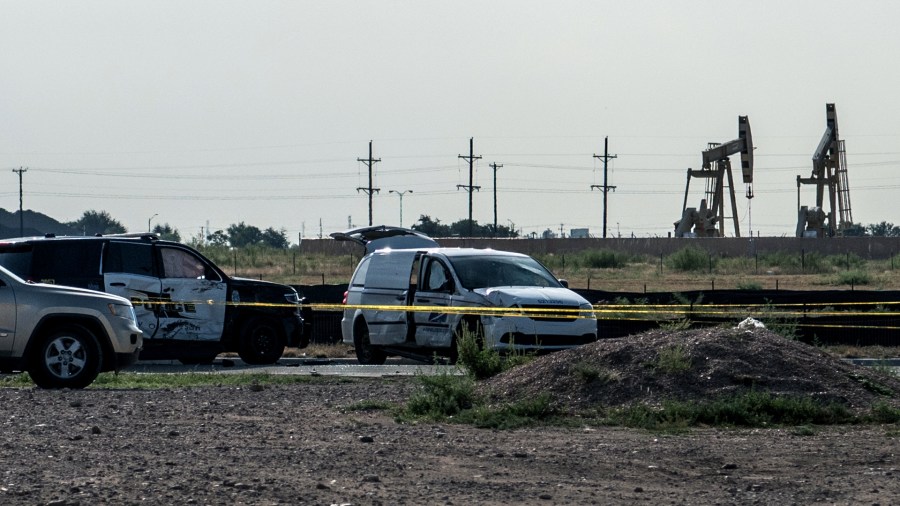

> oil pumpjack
[674,116,754,237]
[796,103,855,237]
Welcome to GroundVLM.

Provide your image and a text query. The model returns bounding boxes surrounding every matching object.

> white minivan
[332,226,598,364]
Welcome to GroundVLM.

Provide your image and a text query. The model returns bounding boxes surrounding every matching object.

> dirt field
[1,327,898,505]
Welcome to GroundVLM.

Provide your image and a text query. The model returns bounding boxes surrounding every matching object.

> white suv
[0,265,143,388]
[332,226,597,364]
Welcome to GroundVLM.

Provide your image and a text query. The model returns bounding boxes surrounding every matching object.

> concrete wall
[300,236,900,260]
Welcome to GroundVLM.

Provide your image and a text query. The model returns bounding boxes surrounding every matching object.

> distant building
[570,228,590,238]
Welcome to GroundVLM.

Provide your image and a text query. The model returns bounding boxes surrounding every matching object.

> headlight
[108,303,138,324]
[579,302,597,319]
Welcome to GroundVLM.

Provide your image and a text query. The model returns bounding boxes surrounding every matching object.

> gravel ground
[1,327,899,505]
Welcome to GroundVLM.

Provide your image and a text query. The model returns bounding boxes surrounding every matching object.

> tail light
[342,291,348,305]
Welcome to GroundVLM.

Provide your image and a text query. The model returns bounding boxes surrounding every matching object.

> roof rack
[102,233,160,240]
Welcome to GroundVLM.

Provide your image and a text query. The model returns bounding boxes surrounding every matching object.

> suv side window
[104,242,155,276]
[0,244,33,279]
[32,241,104,284]
[159,247,211,279]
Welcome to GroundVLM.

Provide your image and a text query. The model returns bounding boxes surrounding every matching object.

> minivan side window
[350,256,371,287]
[423,258,452,292]
[104,242,154,276]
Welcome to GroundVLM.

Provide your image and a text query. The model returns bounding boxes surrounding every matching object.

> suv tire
[238,317,285,365]
[29,325,103,389]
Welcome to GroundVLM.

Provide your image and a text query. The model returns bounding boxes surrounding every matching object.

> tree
[227,222,263,247]
[152,223,181,242]
[206,230,229,246]
[866,221,900,237]
[412,215,451,237]
[260,227,289,249]
[66,210,126,236]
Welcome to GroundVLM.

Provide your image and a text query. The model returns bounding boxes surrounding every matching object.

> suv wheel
[29,325,103,389]
[353,320,386,365]
[238,318,285,365]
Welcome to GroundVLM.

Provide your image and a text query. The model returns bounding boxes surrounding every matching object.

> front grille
[519,305,580,322]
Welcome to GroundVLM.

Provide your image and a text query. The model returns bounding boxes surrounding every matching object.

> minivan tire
[353,320,386,365]
[238,318,285,365]
[29,325,103,389]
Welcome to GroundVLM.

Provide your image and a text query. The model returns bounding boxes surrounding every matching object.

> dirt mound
[480,326,900,413]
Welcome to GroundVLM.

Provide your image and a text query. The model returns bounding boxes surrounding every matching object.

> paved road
[130,357,463,377]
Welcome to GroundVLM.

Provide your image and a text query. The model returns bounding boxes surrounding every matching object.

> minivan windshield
[448,255,561,290]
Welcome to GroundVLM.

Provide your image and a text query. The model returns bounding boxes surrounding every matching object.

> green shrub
[580,249,629,269]
[834,270,871,286]
[667,246,712,272]
[455,324,533,380]
[404,374,476,420]
[572,360,621,384]
[827,253,865,270]
[655,344,692,373]
[610,392,855,429]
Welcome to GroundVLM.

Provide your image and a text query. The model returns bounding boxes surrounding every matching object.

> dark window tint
[104,242,154,276]
[31,241,104,281]
[0,244,34,278]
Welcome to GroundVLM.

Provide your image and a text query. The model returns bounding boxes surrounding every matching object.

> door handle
[109,282,126,287]
[417,298,431,303]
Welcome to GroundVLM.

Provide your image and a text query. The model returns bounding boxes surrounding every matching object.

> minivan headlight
[579,302,597,319]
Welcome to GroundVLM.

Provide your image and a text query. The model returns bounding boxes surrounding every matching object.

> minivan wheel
[238,318,285,365]
[29,325,103,389]
[354,321,386,365]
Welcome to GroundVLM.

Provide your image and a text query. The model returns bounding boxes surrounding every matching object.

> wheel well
[28,316,112,371]
[353,315,367,334]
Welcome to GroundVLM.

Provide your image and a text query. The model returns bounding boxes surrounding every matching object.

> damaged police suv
[0,234,306,365]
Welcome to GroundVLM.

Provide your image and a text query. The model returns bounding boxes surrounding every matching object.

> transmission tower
[356,140,381,226]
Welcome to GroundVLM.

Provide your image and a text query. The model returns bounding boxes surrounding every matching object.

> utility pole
[591,137,617,238]
[12,167,27,236]
[356,140,381,226]
[489,162,502,236]
[456,137,481,236]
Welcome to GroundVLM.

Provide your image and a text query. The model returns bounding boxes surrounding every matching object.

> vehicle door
[155,245,227,342]
[102,241,162,339]
[0,273,15,352]
[413,256,456,348]
[361,250,417,345]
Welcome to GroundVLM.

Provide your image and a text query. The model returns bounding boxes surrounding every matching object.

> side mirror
[558,279,569,288]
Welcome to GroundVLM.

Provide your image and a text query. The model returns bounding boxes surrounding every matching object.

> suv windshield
[448,255,561,290]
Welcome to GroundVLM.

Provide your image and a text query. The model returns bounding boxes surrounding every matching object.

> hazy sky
[2,1,899,242]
